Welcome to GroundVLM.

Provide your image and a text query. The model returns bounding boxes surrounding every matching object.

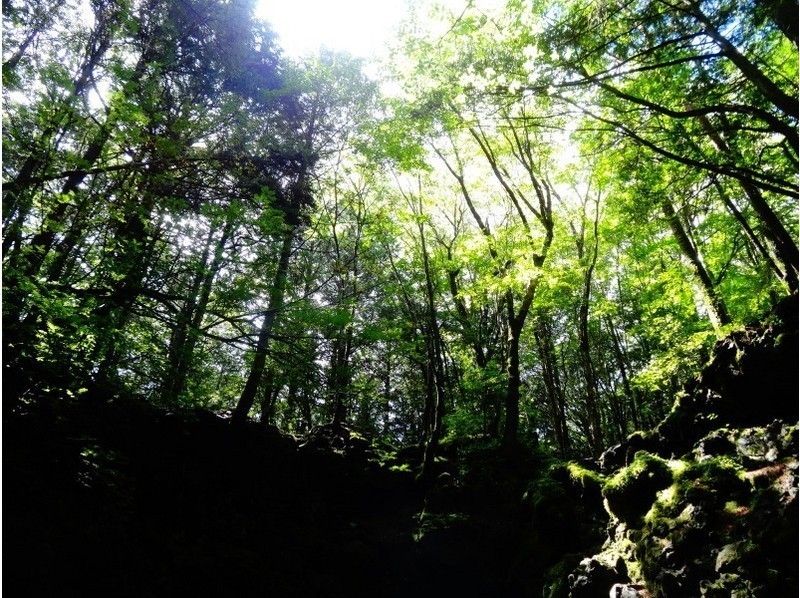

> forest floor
[4,295,798,597]
[4,393,540,597]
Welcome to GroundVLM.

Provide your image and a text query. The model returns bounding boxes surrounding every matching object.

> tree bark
[417,201,447,481]
[606,315,641,430]
[504,314,523,448]
[162,219,233,404]
[662,199,732,326]
[688,3,799,118]
[232,228,294,425]
[575,198,605,454]
[698,115,799,291]
[533,314,570,456]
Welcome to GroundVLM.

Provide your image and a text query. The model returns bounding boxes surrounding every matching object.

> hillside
[5,295,796,596]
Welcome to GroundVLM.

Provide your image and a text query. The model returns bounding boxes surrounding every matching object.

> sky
[254,0,506,59]
[254,0,409,59]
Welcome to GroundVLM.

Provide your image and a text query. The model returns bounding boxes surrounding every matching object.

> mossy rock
[675,457,749,509]
[549,461,606,514]
[714,540,758,574]
[693,428,737,461]
[641,457,749,540]
[540,554,582,598]
[521,472,606,567]
[602,452,673,526]
[699,573,751,597]
[568,556,628,598]
[635,458,754,596]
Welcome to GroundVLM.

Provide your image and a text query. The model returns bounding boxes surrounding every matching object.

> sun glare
[254,0,506,59]
[254,0,409,58]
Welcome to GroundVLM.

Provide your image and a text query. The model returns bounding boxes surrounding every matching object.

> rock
[602,452,672,526]
[694,423,798,469]
[541,556,579,598]
[609,583,651,597]
[534,298,798,598]
[715,541,755,573]
[599,444,628,474]
[735,428,779,465]
[598,431,660,473]
[692,429,736,461]
[700,572,759,597]
[568,557,627,598]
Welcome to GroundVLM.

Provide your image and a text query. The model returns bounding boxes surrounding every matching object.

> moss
[643,456,748,528]
[566,462,605,486]
[634,456,755,595]
[541,556,580,598]
[602,451,673,526]
[593,527,643,584]
[676,457,748,506]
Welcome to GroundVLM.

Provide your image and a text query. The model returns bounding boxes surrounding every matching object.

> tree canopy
[3,0,797,457]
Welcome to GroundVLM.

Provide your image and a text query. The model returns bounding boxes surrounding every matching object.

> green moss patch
[602,451,673,526]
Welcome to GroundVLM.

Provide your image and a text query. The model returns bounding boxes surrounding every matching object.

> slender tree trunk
[578,298,603,454]
[15,120,114,278]
[712,178,786,283]
[92,206,162,386]
[698,114,798,291]
[162,220,233,404]
[662,199,732,326]
[504,317,523,448]
[299,388,313,433]
[329,329,354,425]
[418,210,447,480]
[606,315,641,430]
[2,8,116,244]
[572,196,604,454]
[232,228,294,425]
[534,314,570,456]
[382,350,392,435]
[687,3,798,117]
[757,0,798,44]
[258,368,281,427]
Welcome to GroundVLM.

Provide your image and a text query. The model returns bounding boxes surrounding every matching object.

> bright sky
[255,0,409,59]
[254,0,505,59]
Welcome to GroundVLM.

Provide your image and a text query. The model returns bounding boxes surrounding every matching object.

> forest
[3,0,798,596]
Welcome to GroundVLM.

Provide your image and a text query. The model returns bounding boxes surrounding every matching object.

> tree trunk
[606,315,641,430]
[232,228,293,425]
[258,368,280,427]
[534,314,570,457]
[329,329,354,425]
[162,220,233,404]
[418,211,447,481]
[757,0,798,44]
[3,6,116,246]
[576,203,605,455]
[698,115,799,291]
[503,318,522,448]
[712,178,786,284]
[690,4,798,117]
[15,120,114,278]
[662,199,732,326]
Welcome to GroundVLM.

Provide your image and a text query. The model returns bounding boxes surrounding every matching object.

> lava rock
[568,556,628,598]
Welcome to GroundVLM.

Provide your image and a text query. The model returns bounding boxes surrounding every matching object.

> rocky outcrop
[551,294,799,597]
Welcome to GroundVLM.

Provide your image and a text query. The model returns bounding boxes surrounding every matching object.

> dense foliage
[3,0,797,461]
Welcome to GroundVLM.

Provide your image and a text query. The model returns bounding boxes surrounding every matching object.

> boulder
[568,556,628,598]
[714,541,756,574]
[602,452,672,526]
[609,583,651,597]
